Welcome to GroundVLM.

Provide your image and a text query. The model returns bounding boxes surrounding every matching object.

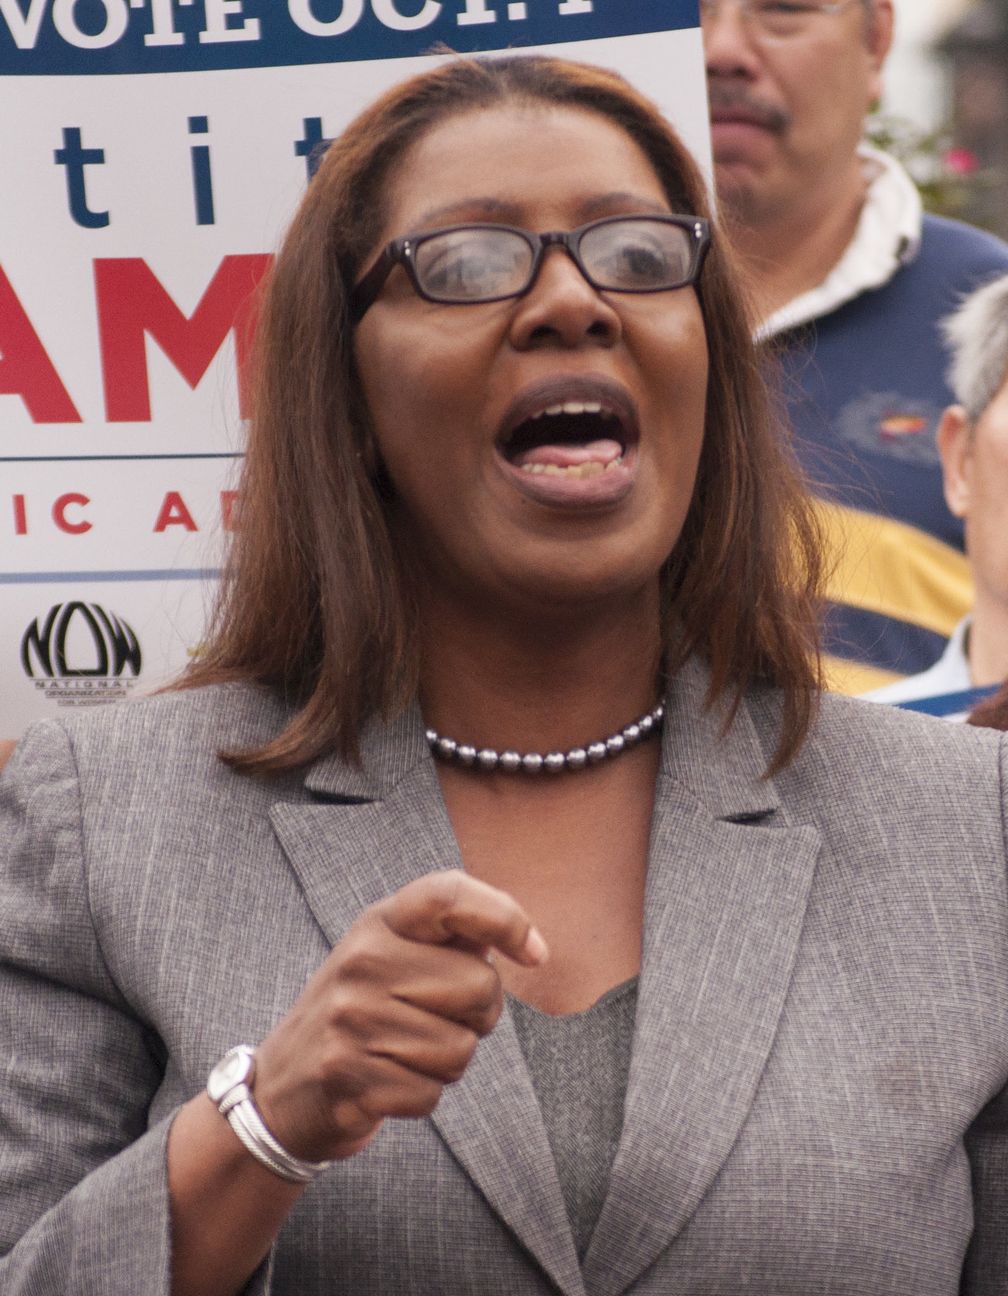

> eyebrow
[411,191,672,230]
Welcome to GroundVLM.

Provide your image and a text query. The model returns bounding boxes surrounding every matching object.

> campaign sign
[0,0,708,737]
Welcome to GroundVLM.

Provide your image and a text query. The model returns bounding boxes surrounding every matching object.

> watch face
[207,1046,254,1104]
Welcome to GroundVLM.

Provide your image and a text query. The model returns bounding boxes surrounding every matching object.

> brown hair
[181,54,824,775]
[968,680,1008,732]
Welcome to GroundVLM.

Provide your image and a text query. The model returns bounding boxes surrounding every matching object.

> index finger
[379,871,548,967]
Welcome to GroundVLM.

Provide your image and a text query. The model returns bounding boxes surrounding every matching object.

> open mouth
[506,402,627,478]
[496,383,638,493]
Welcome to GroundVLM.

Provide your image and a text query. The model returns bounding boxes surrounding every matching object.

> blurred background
[883,0,1008,238]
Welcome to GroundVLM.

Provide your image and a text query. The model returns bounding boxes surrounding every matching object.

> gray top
[509,979,639,1259]
[5,660,1008,1296]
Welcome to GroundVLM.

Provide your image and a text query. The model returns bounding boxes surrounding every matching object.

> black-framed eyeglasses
[350,214,711,322]
[699,0,862,40]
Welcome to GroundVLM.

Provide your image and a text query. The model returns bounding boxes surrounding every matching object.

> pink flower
[943,147,980,176]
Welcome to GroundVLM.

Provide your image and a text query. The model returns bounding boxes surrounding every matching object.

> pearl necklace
[425,701,665,775]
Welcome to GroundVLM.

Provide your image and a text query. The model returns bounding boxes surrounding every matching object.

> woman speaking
[2,55,1007,1296]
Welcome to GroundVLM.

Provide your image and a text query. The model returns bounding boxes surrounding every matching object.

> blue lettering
[0,0,49,48]
[188,115,215,224]
[52,0,128,48]
[53,126,110,229]
[294,117,333,181]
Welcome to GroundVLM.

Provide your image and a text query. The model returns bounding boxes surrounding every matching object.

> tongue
[511,437,623,470]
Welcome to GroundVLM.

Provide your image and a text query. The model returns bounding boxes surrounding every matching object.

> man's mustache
[707,84,791,134]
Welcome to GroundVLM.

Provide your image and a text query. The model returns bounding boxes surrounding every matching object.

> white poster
[0,0,708,738]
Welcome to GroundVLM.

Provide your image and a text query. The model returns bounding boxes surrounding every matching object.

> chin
[712,169,768,226]
[492,544,670,617]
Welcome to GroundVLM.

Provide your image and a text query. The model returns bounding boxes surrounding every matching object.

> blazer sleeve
[0,718,178,1294]
[0,719,277,1296]
[961,733,1008,1294]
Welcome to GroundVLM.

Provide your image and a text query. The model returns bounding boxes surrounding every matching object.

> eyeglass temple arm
[349,244,400,323]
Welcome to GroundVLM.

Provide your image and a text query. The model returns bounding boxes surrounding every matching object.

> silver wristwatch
[207,1044,333,1184]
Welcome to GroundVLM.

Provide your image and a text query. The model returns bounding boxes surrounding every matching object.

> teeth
[529,400,608,420]
[521,456,624,478]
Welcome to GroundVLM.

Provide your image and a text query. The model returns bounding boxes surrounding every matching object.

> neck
[416,585,664,755]
[721,158,868,325]
[968,595,1008,687]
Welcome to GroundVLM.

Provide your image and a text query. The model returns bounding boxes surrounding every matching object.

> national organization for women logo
[20,602,143,707]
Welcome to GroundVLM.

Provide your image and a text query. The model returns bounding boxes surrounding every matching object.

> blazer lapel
[269,706,586,1296]
[430,1006,588,1296]
[582,664,822,1296]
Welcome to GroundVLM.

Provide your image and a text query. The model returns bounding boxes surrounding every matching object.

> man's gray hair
[943,273,1008,423]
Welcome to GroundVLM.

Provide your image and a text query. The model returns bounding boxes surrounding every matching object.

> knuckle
[444,1032,479,1081]
[380,869,467,938]
[328,995,377,1041]
[473,962,501,1008]
[418,868,465,916]
[463,969,503,1030]
[337,931,388,983]
[315,1039,363,1095]
[471,1002,501,1037]
[353,1088,390,1123]
[332,1098,377,1139]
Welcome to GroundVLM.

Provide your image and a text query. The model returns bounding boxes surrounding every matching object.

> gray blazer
[2,659,1008,1295]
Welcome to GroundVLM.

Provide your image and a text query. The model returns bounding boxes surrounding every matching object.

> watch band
[225,1098,329,1183]
[207,1044,334,1185]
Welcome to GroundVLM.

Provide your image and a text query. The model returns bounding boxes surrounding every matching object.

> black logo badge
[21,602,142,707]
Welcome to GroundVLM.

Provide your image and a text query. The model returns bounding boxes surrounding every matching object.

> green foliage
[865,111,1001,230]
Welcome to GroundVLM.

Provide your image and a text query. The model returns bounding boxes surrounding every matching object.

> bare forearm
[167,1095,305,1296]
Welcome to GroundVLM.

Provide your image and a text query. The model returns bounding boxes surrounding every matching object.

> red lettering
[95,255,271,423]
[153,490,198,532]
[220,489,240,531]
[13,494,27,535]
[0,267,81,423]
[53,492,92,535]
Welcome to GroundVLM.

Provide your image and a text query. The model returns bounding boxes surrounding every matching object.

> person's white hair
[943,272,1008,423]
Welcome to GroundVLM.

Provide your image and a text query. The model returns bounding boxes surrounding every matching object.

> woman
[2,56,1008,1296]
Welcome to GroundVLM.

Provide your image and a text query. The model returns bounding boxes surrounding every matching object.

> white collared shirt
[757,145,924,341]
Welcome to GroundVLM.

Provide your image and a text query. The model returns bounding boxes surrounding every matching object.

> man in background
[702,0,1008,691]
[868,273,1008,718]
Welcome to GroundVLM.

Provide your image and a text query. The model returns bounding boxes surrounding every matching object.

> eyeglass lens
[700,0,845,39]
[414,227,532,302]
[411,219,698,304]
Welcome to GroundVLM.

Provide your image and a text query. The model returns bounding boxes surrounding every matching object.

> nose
[702,0,763,78]
[508,246,622,352]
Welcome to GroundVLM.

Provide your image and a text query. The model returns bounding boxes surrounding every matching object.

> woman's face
[352,104,709,616]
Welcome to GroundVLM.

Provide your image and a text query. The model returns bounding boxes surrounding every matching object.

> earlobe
[937,405,973,519]
[866,0,894,85]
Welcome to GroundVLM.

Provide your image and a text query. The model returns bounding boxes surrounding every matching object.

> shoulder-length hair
[969,680,1008,732]
[181,54,824,775]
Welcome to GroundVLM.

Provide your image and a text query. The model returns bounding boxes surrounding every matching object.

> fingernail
[524,927,548,964]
